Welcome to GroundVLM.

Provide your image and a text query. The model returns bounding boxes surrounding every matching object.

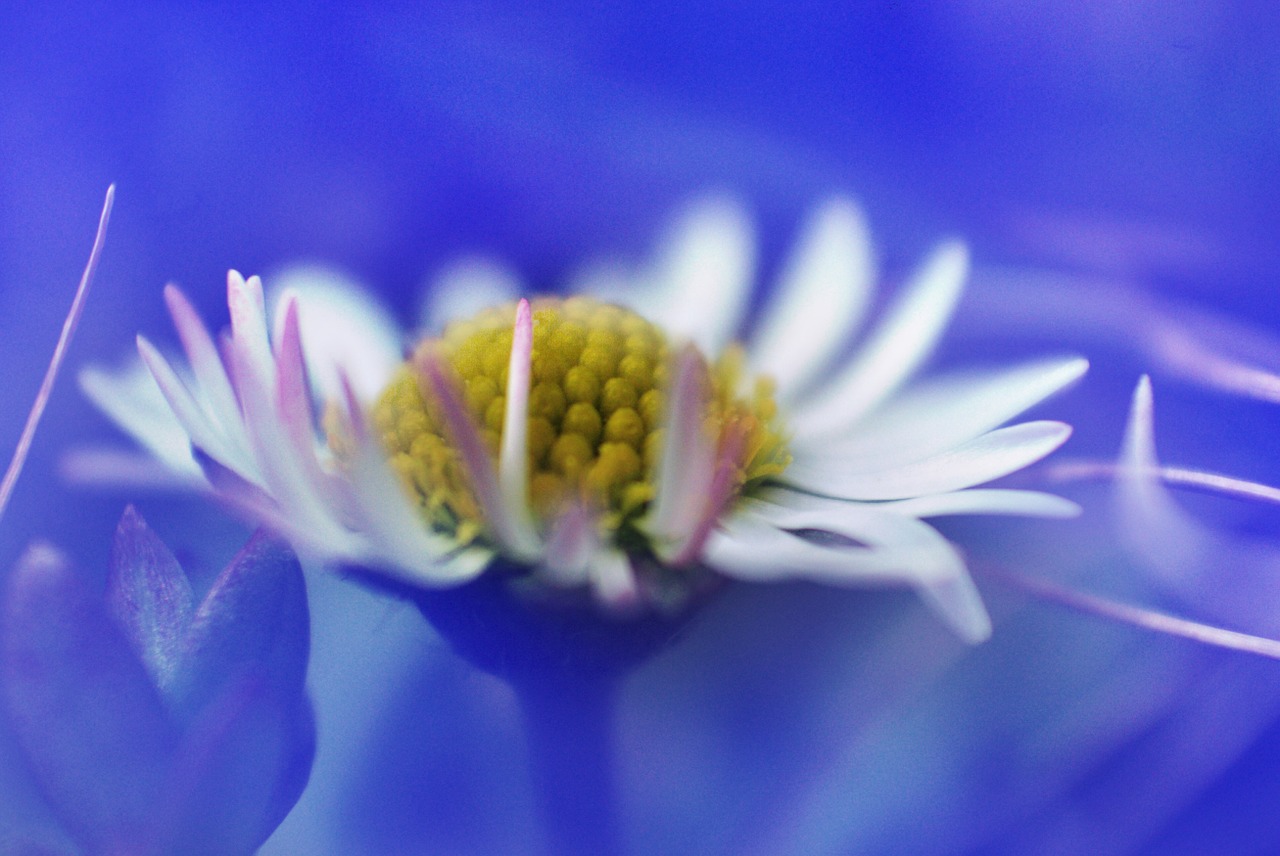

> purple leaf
[106,505,195,695]
[156,674,316,855]
[1,544,179,854]
[170,532,309,725]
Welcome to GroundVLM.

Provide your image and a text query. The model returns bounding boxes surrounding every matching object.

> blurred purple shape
[1,508,314,855]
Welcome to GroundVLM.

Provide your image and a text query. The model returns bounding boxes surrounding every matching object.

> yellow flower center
[369,297,791,551]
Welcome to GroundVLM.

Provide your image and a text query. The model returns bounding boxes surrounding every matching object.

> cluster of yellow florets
[369,297,790,550]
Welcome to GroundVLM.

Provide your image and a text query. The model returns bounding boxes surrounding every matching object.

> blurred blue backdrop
[2,2,1280,853]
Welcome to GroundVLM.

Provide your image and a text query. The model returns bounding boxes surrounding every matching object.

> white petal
[794,356,1088,461]
[784,421,1073,501]
[78,360,200,475]
[498,300,542,551]
[792,241,969,435]
[748,495,991,641]
[267,265,404,404]
[227,271,275,391]
[645,197,755,355]
[540,504,598,587]
[750,198,875,400]
[136,336,245,476]
[704,506,955,586]
[419,258,520,333]
[60,448,205,490]
[878,489,1082,519]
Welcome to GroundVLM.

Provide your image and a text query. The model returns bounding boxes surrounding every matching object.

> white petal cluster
[79,198,1086,641]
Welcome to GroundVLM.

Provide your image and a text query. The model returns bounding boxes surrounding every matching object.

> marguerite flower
[79,198,1086,642]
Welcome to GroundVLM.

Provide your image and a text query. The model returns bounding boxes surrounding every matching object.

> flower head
[82,198,1086,642]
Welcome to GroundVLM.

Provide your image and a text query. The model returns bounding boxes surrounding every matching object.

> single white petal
[794,355,1088,460]
[703,507,954,585]
[419,258,520,334]
[792,241,969,435]
[748,495,991,641]
[645,196,755,355]
[878,489,1082,519]
[267,265,404,404]
[78,360,199,475]
[750,198,875,400]
[784,421,1073,501]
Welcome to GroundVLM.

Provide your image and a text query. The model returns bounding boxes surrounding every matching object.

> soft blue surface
[2,3,1280,853]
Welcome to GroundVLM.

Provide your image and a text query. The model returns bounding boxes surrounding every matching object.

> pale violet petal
[419,258,520,333]
[794,356,1088,461]
[784,421,1073,501]
[78,360,200,475]
[645,196,755,355]
[792,241,969,435]
[750,198,875,400]
[1117,376,1212,579]
[266,265,403,404]
[61,448,206,489]
[878,489,1082,519]
[915,570,993,644]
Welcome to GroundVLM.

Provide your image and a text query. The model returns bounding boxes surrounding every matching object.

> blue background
[2,2,1280,853]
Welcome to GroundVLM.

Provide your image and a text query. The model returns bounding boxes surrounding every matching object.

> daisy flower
[80,198,1086,642]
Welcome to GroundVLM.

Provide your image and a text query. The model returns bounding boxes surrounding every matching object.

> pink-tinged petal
[671,420,747,566]
[2,544,180,853]
[137,335,234,468]
[877,489,1082,519]
[750,198,875,401]
[226,272,275,392]
[224,331,347,549]
[1116,376,1213,580]
[541,504,597,587]
[644,346,716,561]
[272,297,336,504]
[267,266,402,403]
[498,299,542,551]
[793,241,969,435]
[587,550,641,614]
[417,350,542,562]
[784,420,1073,501]
[164,285,243,447]
[646,197,755,355]
[337,374,491,584]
